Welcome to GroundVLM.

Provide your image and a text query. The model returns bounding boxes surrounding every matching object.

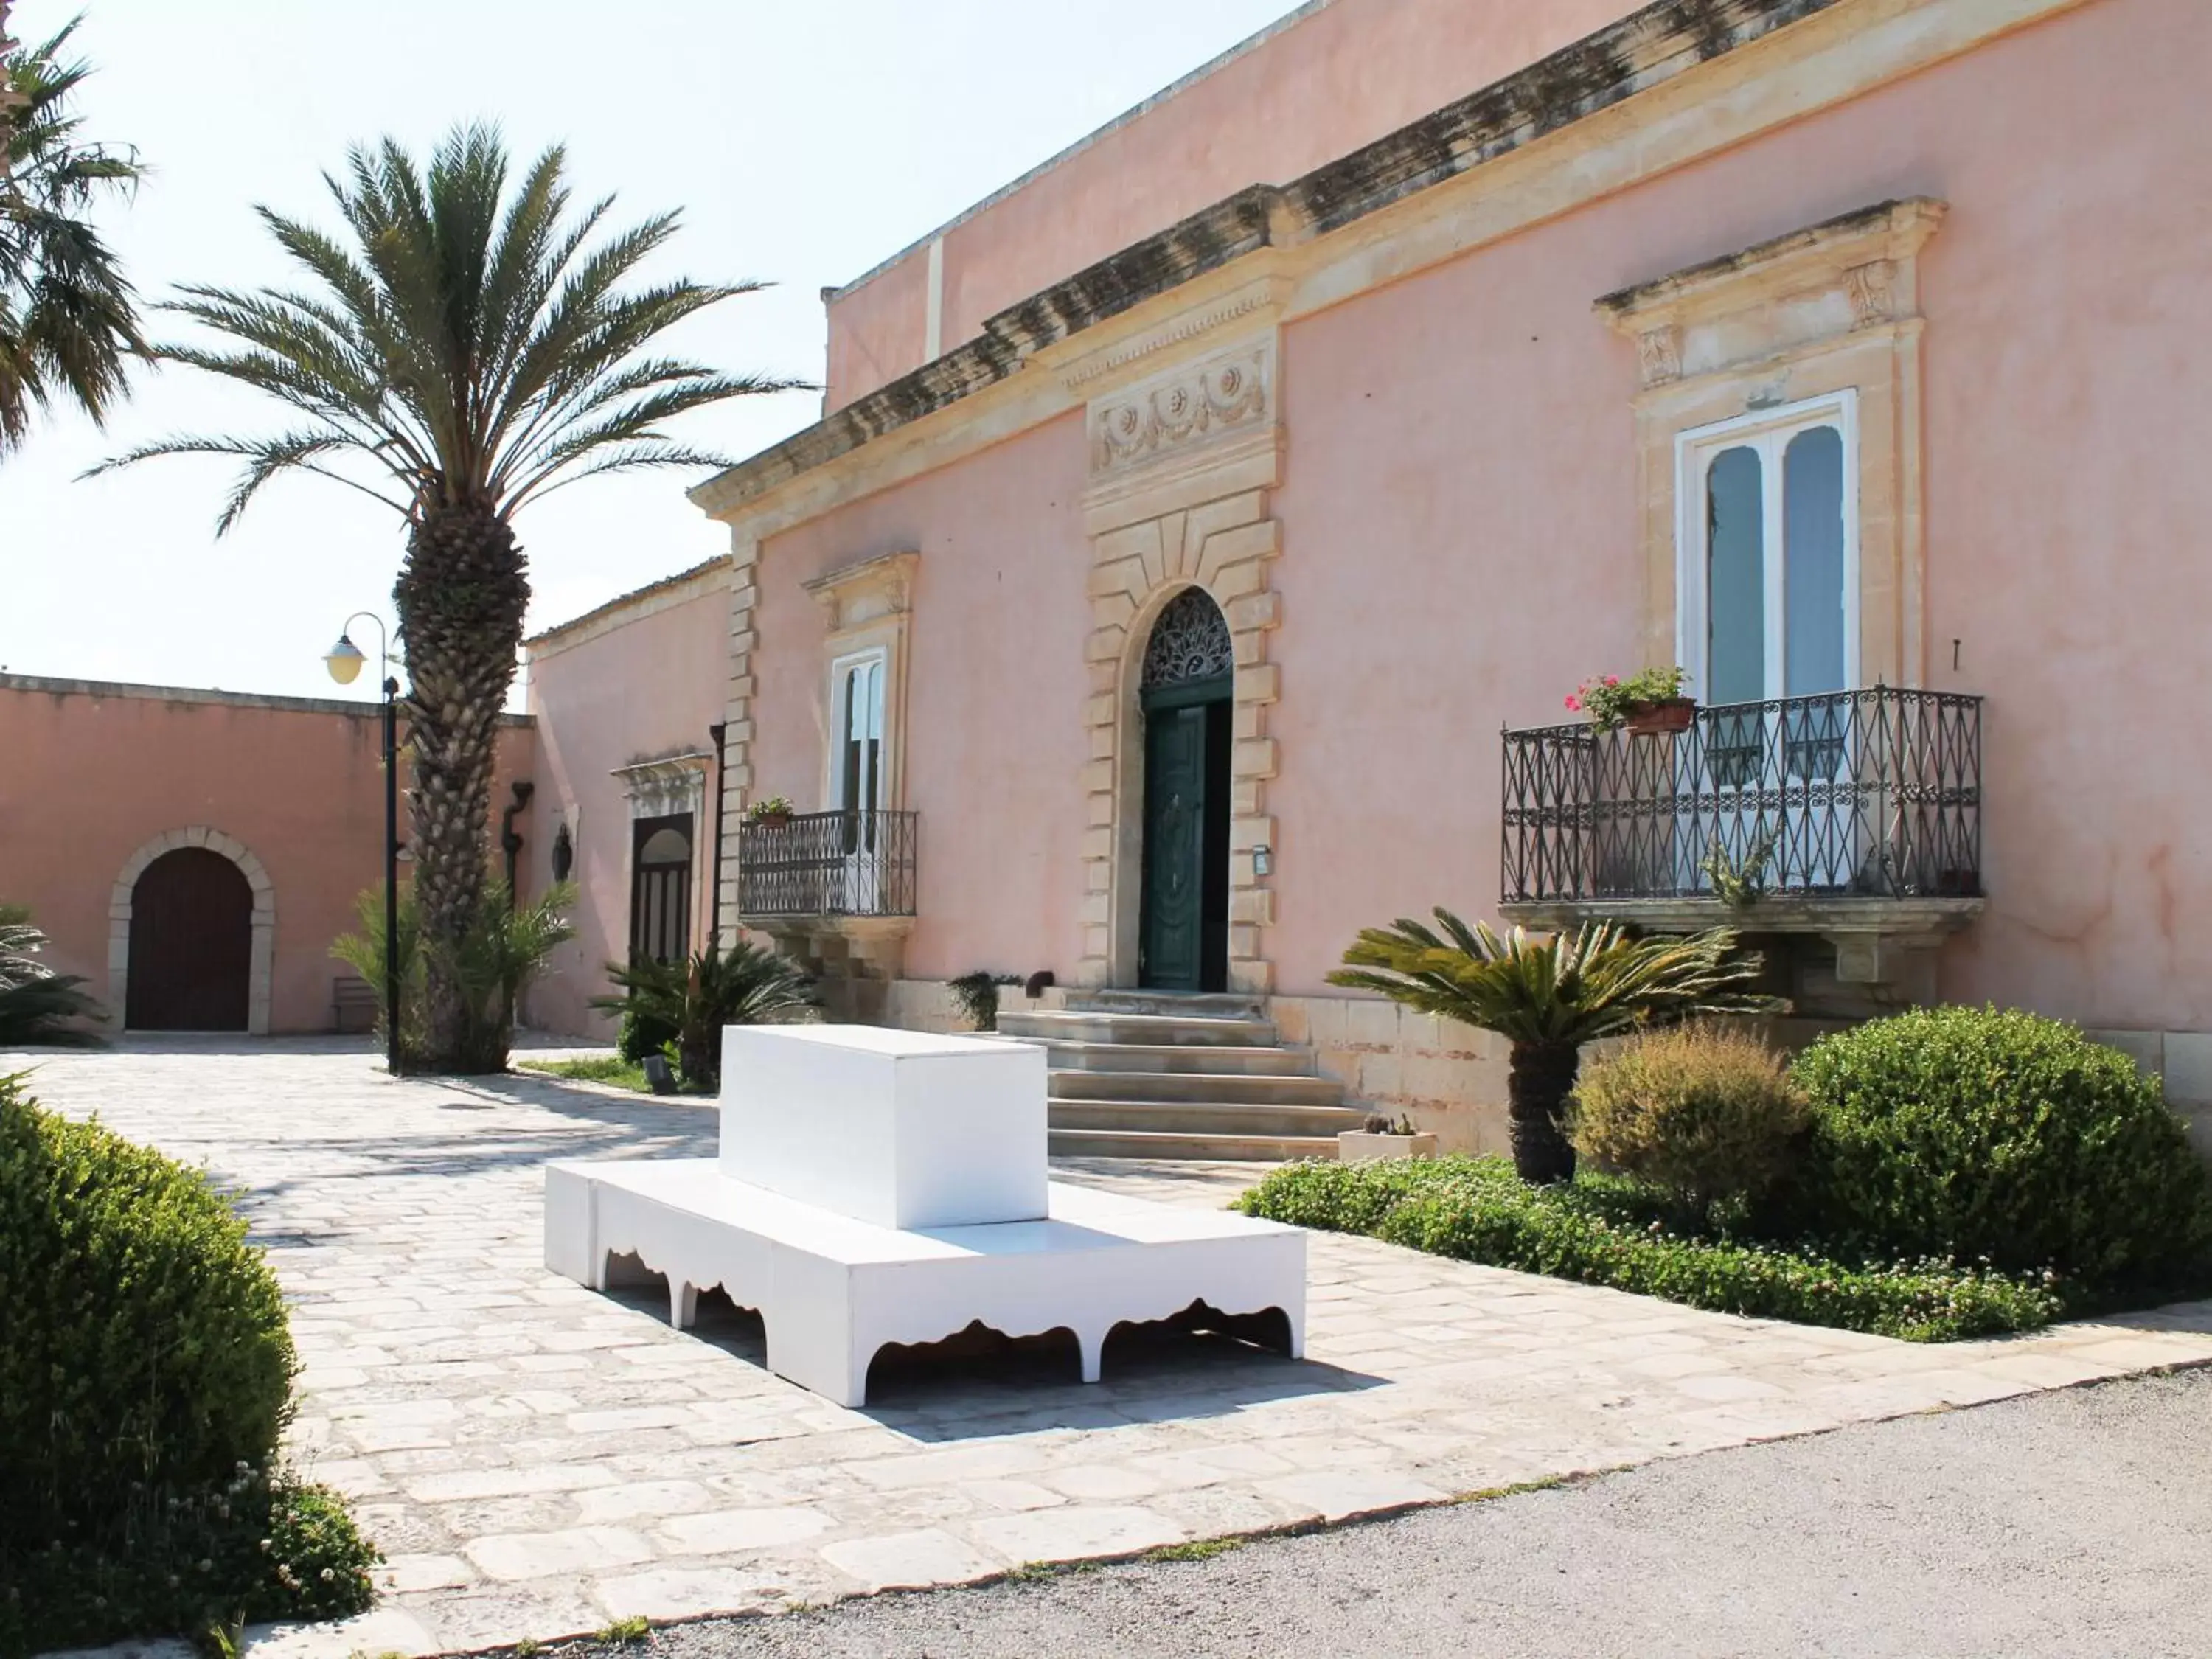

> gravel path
[562,1368,2212,1659]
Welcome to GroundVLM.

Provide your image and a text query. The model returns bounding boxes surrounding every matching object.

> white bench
[542,1023,1305,1406]
[544,1157,1304,1406]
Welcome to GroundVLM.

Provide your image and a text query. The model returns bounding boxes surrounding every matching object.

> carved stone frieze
[1635,325,1683,387]
[1088,340,1274,481]
[1844,259,1897,329]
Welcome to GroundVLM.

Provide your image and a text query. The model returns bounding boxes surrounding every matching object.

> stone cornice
[689,0,1851,523]
[1596,197,1948,330]
[804,549,919,631]
[0,671,535,726]
[523,557,728,657]
[688,0,2084,537]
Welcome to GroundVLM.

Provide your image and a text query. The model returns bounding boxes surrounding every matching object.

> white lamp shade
[324,633,366,685]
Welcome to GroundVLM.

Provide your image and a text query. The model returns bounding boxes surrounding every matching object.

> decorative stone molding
[714,540,758,947]
[1080,491,1285,995]
[1596,198,1947,689]
[1088,337,1274,481]
[612,751,712,820]
[108,827,276,1034]
[803,549,919,632]
[1597,198,1946,389]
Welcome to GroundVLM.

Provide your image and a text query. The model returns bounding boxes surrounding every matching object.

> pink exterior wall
[824,0,1633,408]
[740,0,2212,1039]
[524,579,732,1036]
[0,678,534,1034]
[750,414,1094,981]
[1265,0,2212,1029]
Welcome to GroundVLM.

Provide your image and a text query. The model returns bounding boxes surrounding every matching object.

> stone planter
[1337,1130,1439,1162]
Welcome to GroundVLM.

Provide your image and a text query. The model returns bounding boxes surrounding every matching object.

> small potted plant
[745,795,794,830]
[1566,666,1694,735]
[1338,1112,1439,1163]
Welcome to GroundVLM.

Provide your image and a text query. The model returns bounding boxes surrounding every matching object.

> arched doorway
[125,848,254,1031]
[1138,588,1233,992]
[630,815,694,964]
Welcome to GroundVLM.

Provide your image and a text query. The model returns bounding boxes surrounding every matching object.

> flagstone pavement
[13,1037,2212,1658]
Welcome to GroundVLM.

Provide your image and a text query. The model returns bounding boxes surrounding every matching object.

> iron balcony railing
[736,809,918,919]
[1501,686,1982,905]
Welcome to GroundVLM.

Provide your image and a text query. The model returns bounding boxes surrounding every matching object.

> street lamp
[326,613,401,1075]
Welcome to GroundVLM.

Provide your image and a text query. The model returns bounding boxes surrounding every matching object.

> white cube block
[718,1023,1048,1228]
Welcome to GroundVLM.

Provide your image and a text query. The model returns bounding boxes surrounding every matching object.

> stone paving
[13,1037,2212,1658]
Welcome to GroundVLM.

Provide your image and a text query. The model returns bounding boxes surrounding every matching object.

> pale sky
[0,0,1298,700]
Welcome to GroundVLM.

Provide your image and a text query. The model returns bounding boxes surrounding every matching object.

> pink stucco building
[1,675,534,1035]
[526,0,2212,1158]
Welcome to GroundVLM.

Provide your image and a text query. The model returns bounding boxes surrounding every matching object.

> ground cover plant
[1239,1004,2212,1341]
[519,1053,652,1093]
[1236,1155,2061,1342]
[0,1077,377,1654]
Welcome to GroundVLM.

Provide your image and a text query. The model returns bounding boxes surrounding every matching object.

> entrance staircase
[997,990,1361,1161]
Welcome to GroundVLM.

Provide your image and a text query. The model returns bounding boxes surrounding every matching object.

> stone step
[1051,1099,1366,1138]
[998,1009,1279,1048]
[1048,1068,1344,1106]
[1027,1039,1310,1077]
[1049,1127,1335,1163]
[1066,989,1268,1020]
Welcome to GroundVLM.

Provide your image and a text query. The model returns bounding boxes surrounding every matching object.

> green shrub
[1790,1006,2212,1281]
[1570,1023,1809,1215]
[0,1078,296,1529]
[1,1467,379,1655]
[0,1079,378,1653]
[1234,1157,2060,1342]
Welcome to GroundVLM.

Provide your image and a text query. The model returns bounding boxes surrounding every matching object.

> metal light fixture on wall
[1252,844,1273,879]
[551,821,574,883]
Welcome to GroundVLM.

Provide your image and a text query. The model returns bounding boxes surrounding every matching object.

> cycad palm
[1329,913,1770,1183]
[99,124,803,1070]
[1,15,145,453]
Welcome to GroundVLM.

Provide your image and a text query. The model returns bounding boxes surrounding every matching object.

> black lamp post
[325,615,401,1074]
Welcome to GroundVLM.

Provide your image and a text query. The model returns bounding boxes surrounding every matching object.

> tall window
[1680,392,1857,706]
[629,815,692,963]
[835,653,885,815]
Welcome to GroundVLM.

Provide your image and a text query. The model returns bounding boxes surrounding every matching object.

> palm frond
[0,15,145,449]
[1329,908,1773,1048]
[95,122,803,524]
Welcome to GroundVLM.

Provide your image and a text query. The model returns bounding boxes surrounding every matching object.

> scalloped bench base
[544,1158,1305,1407]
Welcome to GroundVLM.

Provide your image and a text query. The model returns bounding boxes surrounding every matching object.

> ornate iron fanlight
[1141,588,1233,689]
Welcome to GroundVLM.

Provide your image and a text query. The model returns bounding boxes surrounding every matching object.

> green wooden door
[1140,702,1210,990]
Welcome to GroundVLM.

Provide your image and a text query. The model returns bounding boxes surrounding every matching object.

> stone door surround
[109,826,276,1035]
[1079,330,1285,994]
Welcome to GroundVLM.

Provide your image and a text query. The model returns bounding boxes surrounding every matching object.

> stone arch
[1081,499,1282,992]
[109,827,276,1034]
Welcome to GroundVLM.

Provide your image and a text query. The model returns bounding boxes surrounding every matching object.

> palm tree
[1,903,105,1046]
[593,940,816,1093]
[1329,912,1771,1184]
[98,125,804,1071]
[1,13,145,453]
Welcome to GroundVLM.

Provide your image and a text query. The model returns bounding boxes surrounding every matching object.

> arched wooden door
[1137,589,1233,992]
[126,848,253,1031]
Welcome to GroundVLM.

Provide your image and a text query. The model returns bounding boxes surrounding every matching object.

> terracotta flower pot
[752,810,791,831]
[1623,698,1697,736]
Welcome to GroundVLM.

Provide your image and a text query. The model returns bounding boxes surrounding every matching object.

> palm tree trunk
[1506,1039,1579,1184]
[394,503,528,1074]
